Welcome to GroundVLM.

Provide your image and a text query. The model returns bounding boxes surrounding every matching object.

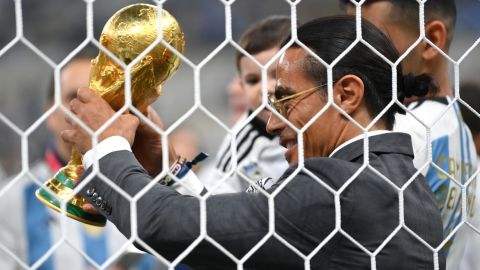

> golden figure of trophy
[35,3,185,226]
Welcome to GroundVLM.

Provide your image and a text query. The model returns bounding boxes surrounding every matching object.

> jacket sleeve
[78,150,272,262]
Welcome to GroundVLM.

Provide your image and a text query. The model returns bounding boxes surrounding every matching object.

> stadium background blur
[0,0,479,178]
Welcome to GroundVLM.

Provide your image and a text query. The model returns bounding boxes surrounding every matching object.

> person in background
[227,75,248,126]
[63,16,444,269]
[0,54,151,270]
[198,16,290,193]
[458,82,480,270]
[0,54,122,269]
[340,0,478,266]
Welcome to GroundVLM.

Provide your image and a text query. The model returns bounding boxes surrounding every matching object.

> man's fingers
[61,129,91,154]
[75,166,85,176]
[69,98,79,114]
[132,106,163,131]
[64,114,73,126]
[82,203,100,215]
[123,114,140,129]
[76,87,95,103]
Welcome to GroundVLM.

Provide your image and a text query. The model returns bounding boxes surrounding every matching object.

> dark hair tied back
[402,73,437,98]
[290,16,440,129]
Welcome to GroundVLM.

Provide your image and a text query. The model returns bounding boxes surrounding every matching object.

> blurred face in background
[238,47,279,123]
[46,58,91,161]
[227,76,248,125]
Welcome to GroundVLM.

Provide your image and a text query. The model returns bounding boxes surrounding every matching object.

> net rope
[0,0,479,269]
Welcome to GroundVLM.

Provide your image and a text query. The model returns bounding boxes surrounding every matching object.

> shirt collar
[329,130,391,158]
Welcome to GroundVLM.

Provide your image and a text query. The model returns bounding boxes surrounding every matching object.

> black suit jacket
[80,132,445,269]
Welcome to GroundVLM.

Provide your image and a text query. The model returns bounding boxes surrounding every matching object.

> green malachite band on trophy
[54,171,75,189]
[35,172,106,227]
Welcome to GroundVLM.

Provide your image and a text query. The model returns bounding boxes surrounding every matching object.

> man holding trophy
[34,4,203,269]
[36,4,204,227]
[58,3,445,267]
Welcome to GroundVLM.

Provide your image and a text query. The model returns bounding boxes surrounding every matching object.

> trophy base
[35,172,106,227]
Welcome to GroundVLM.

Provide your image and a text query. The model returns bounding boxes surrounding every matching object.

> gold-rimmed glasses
[268,83,330,115]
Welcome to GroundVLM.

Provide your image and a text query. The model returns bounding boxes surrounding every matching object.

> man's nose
[266,111,284,135]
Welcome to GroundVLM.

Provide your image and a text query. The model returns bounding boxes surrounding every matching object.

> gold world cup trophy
[35,4,185,226]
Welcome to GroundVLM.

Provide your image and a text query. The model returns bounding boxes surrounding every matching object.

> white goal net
[0,0,479,269]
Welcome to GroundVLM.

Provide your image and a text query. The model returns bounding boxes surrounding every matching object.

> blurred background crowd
[0,0,479,179]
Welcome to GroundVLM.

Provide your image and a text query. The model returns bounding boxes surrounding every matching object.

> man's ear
[423,20,448,60]
[333,75,364,115]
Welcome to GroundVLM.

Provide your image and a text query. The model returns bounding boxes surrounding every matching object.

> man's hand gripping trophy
[35,3,184,226]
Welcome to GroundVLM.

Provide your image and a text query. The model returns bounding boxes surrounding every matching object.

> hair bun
[402,73,438,98]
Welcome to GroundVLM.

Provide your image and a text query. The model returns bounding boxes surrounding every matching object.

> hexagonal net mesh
[0,0,479,270]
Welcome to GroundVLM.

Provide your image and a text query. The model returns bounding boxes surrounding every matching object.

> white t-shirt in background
[394,96,478,269]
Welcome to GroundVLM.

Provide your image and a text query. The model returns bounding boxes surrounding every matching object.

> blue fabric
[134,254,193,270]
[454,102,473,178]
[426,135,450,210]
[453,102,466,185]
[447,102,467,234]
[24,183,55,270]
[81,226,108,266]
[136,255,156,270]
[176,264,193,270]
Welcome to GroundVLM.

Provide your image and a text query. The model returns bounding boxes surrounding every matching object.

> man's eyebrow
[274,85,294,99]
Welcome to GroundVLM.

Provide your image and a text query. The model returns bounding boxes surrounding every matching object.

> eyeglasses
[268,83,329,115]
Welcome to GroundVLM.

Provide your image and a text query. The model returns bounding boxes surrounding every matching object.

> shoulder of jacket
[279,158,361,188]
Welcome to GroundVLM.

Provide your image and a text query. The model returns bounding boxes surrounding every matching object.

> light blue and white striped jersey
[0,140,206,270]
[395,96,478,269]
[459,159,480,270]
[0,160,130,270]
